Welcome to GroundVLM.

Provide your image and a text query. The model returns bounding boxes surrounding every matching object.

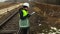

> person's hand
[31,12,35,15]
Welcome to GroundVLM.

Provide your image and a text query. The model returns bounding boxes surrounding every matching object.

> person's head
[23,3,29,10]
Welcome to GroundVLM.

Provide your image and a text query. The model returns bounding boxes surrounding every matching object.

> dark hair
[23,6,28,8]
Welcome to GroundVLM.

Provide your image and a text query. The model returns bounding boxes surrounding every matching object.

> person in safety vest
[18,3,35,34]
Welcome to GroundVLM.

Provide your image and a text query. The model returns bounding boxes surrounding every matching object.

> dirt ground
[29,2,60,34]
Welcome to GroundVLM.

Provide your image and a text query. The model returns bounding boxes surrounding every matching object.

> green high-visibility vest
[19,9,29,28]
[22,9,28,17]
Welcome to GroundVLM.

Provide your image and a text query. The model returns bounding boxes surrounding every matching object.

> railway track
[0,3,23,34]
[0,9,18,26]
[0,6,20,34]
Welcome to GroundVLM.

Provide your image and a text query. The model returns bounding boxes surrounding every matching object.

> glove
[30,12,35,15]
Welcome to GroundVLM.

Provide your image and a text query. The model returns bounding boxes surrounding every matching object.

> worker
[18,3,35,34]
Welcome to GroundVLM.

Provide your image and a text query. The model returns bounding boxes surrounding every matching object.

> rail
[0,7,19,27]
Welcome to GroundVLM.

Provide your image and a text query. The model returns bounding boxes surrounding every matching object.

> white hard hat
[23,3,29,7]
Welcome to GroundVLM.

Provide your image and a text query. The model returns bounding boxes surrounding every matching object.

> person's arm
[30,12,35,15]
[27,14,31,17]
[19,9,23,19]
[27,12,35,18]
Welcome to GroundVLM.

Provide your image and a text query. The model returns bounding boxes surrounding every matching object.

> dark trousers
[18,27,29,34]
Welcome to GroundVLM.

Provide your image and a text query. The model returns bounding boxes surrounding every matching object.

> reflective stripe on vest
[22,10,28,17]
